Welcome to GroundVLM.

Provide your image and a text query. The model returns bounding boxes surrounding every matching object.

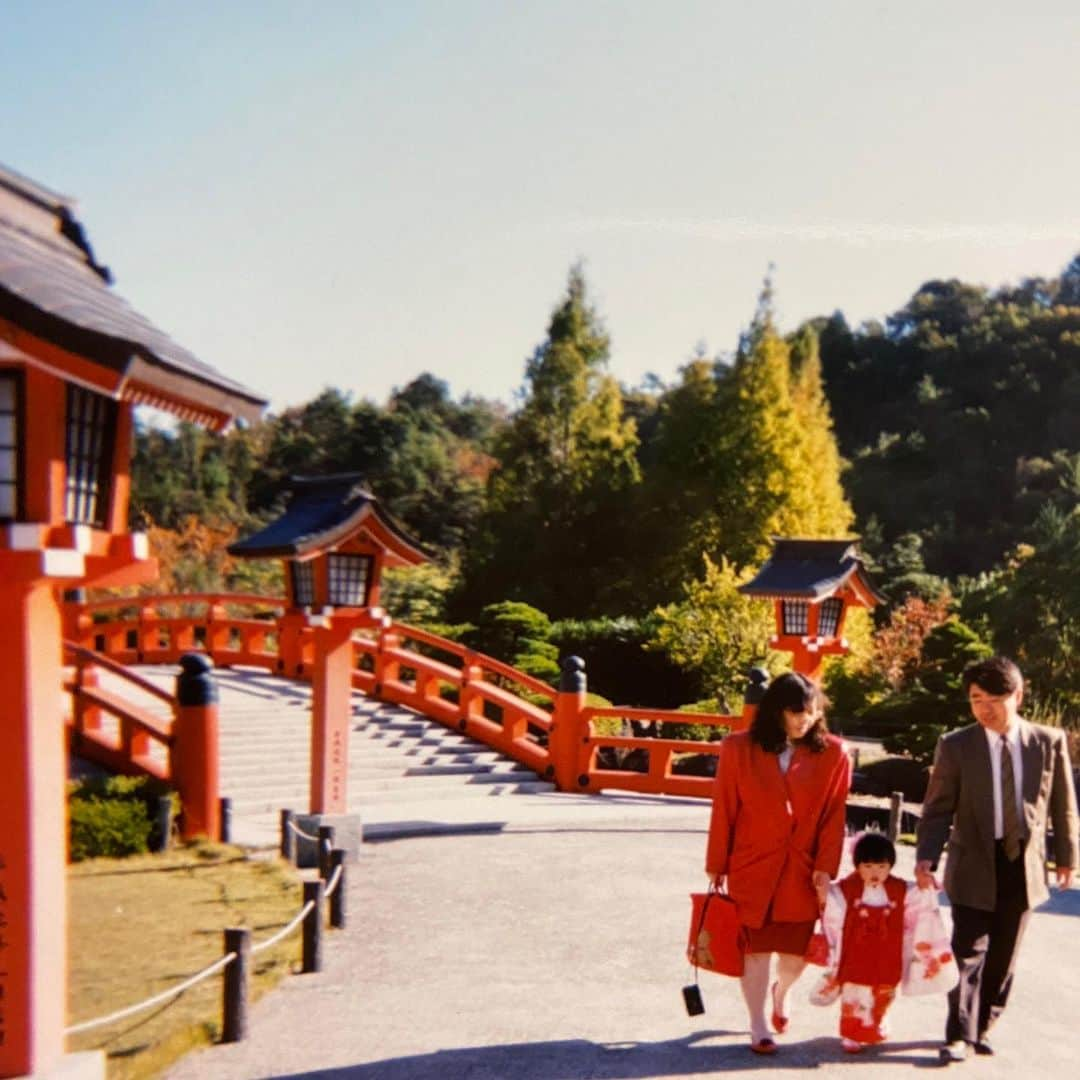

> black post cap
[176,652,219,706]
[743,667,770,705]
[559,655,586,694]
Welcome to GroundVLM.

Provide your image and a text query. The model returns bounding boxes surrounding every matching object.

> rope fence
[67,822,350,1047]
[65,954,236,1036]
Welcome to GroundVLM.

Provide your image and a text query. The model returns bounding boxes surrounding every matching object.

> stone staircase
[92,666,556,846]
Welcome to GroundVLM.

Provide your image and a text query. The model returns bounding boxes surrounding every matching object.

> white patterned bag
[902,893,959,996]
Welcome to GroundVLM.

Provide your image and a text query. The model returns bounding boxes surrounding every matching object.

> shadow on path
[1037,885,1080,918]
[270,1034,944,1079]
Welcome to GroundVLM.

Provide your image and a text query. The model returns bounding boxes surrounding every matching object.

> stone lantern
[0,164,265,1079]
[228,474,429,827]
[738,538,884,680]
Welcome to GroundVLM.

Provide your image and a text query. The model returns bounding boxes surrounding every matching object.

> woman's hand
[708,872,724,890]
[812,870,831,909]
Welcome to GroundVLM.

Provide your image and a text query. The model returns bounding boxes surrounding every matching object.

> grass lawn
[68,841,303,1079]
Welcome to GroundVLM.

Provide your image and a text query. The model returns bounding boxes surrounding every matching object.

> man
[915,655,1078,1065]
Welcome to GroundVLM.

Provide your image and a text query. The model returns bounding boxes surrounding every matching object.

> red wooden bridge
[63,592,756,844]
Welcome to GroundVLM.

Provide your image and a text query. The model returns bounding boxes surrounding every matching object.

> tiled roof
[738,538,885,602]
[0,164,265,424]
[228,474,430,561]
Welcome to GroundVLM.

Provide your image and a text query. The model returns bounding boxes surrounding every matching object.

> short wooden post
[222,927,251,1043]
[549,656,586,792]
[220,796,233,843]
[329,848,347,929]
[154,794,174,852]
[318,825,335,879]
[280,808,296,862]
[173,653,221,840]
[888,791,903,842]
[302,880,325,973]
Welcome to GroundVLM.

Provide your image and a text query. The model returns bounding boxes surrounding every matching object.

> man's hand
[1056,866,1074,890]
[812,870,831,908]
[915,860,938,890]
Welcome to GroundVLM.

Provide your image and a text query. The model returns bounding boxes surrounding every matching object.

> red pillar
[309,619,355,815]
[549,656,587,793]
[0,567,67,1078]
[172,654,221,841]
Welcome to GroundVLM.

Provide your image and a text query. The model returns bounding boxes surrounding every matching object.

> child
[817,831,935,1054]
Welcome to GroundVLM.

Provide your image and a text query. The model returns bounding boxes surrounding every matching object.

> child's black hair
[853,831,896,867]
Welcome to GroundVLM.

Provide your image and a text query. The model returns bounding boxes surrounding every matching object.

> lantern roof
[227,474,431,566]
[738,538,885,605]
[0,163,266,430]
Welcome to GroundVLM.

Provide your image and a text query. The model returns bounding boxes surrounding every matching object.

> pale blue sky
[3,1,1079,413]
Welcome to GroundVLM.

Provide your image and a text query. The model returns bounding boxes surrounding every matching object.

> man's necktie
[1000,734,1022,861]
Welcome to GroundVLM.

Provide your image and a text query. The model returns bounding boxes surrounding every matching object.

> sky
[3,1,1079,415]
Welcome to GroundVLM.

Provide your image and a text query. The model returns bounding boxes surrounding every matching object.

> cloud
[558,216,1080,247]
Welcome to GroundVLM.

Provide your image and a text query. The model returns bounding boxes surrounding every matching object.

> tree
[650,555,780,711]
[684,294,854,569]
[455,264,642,618]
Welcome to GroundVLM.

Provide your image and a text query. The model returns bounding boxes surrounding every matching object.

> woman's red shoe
[770,982,789,1034]
[750,1038,778,1055]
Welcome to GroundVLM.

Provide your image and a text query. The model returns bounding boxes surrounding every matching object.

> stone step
[226,778,556,815]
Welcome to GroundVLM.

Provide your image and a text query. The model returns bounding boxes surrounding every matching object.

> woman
[705,671,851,1054]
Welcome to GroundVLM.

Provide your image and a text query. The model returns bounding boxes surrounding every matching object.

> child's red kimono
[819,871,929,1045]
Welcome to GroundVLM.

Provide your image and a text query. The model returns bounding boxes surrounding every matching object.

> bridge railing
[65,642,175,781]
[63,593,758,799]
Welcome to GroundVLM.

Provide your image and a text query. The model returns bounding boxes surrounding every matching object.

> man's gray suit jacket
[916,720,1079,910]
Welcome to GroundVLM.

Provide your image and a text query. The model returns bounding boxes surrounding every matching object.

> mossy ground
[68,841,302,1079]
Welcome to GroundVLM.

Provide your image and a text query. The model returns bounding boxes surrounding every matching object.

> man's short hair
[962,655,1022,696]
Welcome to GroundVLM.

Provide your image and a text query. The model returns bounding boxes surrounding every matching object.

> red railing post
[61,587,90,646]
[138,602,158,661]
[73,660,103,737]
[458,652,484,727]
[277,611,307,677]
[373,625,401,697]
[205,598,229,660]
[549,655,587,792]
[173,652,221,840]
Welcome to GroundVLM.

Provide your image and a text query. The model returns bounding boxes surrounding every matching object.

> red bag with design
[804,918,830,966]
[686,887,745,977]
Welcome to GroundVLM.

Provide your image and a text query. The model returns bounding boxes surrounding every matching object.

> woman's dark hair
[853,831,896,867]
[749,671,830,754]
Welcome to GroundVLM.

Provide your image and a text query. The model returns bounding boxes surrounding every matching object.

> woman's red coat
[705,731,851,928]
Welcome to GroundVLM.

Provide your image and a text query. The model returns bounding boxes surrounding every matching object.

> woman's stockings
[739,953,772,1042]
[772,952,808,1023]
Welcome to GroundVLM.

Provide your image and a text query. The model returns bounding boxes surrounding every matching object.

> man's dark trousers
[946,839,1031,1043]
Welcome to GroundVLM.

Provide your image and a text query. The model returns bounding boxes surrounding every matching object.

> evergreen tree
[455,264,641,618]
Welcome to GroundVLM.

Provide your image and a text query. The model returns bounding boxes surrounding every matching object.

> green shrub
[552,614,701,707]
[68,775,176,861]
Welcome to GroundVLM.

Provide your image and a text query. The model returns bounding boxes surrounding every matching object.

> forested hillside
[127,255,1080,751]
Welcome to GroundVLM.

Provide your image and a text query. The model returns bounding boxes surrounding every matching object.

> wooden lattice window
[0,373,20,520]
[291,560,316,607]
[781,599,809,635]
[817,596,844,637]
[327,553,372,607]
[65,384,117,527]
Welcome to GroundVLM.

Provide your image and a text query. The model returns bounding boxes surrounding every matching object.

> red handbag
[804,919,829,966]
[687,887,745,977]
